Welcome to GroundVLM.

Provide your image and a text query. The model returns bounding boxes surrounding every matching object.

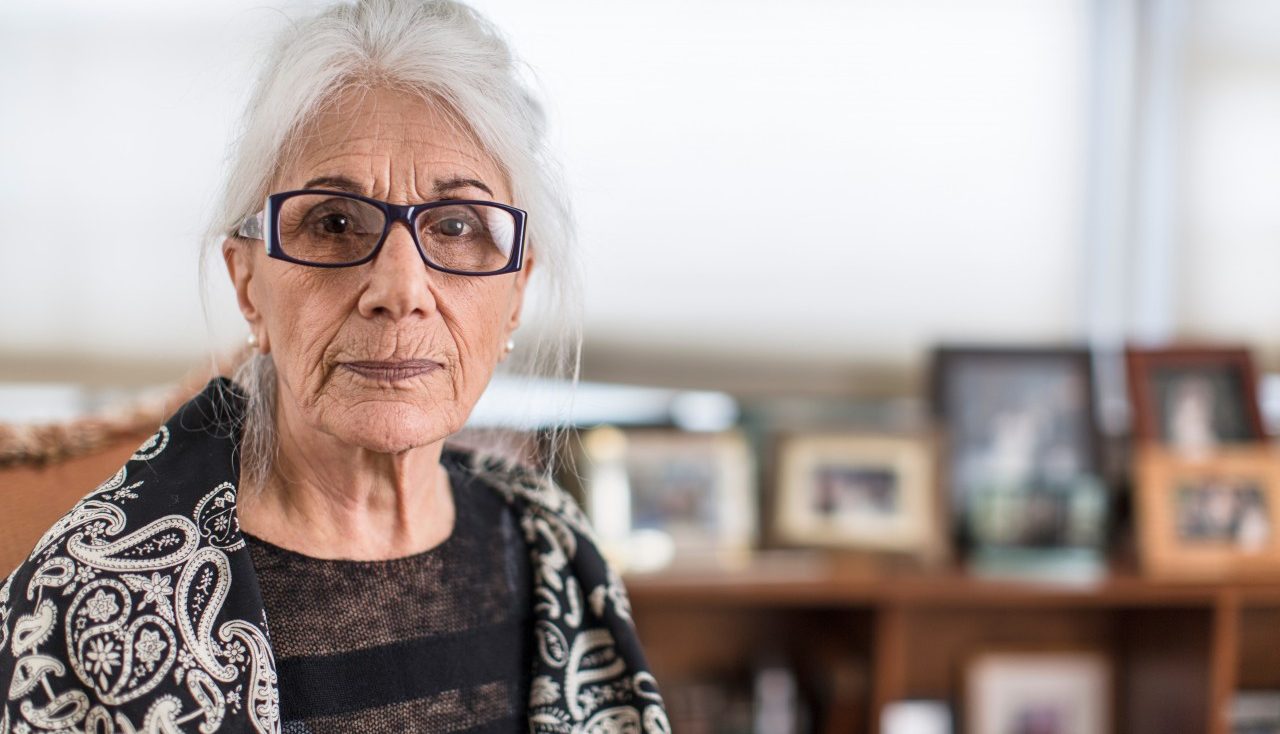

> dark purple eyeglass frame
[235,188,528,276]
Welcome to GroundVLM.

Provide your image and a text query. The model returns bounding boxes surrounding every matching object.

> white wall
[0,2,275,360]
[1180,0,1280,360]
[0,1,1099,375]
[472,0,1087,364]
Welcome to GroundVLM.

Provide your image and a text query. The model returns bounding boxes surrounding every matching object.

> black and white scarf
[0,376,670,733]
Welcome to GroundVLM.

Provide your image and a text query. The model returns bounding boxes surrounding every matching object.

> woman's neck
[235,406,455,561]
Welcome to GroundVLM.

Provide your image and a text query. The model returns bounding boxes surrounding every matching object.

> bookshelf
[623,555,1280,734]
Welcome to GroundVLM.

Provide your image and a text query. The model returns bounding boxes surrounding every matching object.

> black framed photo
[931,346,1103,554]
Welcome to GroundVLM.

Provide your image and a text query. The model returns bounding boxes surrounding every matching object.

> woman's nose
[355,222,438,322]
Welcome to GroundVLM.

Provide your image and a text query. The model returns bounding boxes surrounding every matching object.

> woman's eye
[318,213,351,234]
[438,218,469,236]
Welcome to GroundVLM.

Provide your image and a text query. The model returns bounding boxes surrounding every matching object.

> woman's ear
[505,250,535,334]
[222,238,268,355]
[222,238,260,320]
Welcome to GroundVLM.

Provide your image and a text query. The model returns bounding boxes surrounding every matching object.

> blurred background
[3,1,1280,733]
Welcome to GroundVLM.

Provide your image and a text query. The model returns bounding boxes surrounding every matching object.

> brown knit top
[242,448,533,734]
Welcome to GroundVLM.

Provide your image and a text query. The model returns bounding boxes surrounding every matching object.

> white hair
[199,0,582,493]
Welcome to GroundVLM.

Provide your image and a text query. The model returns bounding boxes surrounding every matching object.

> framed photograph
[774,433,938,556]
[965,650,1111,734]
[1232,691,1280,734]
[577,426,756,573]
[931,347,1102,547]
[882,700,952,734]
[1125,345,1265,451]
[1135,446,1280,580]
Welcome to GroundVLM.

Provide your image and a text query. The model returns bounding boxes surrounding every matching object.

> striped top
[243,449,533,734]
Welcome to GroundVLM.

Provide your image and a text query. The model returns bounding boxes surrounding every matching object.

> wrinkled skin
[222,85,533,559]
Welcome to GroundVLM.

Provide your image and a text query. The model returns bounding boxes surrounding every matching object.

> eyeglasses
[235,189,527,275]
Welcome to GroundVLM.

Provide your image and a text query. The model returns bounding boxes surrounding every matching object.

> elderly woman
[0,1,668,732]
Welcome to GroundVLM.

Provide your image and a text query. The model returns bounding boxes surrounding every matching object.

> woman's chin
[325,403,459,454]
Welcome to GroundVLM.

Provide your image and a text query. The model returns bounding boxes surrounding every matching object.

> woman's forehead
[280,86,510,202]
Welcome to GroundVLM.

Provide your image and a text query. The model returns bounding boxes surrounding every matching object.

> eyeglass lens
[275,193,516,271]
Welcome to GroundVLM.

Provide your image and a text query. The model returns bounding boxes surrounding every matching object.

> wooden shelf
[623,554,1280,608]
[624,553,1280,734]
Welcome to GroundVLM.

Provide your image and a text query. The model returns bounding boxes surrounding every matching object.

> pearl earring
[247,332,259,349]
[504,338,515,354]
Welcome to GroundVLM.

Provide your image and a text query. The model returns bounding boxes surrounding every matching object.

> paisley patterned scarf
[0,376,670,733]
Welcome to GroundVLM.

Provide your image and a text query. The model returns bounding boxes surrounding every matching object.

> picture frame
[1134,445,1280,580]
[576,426,756,573]
[1231,690,1280,734]
[773,432,939,556]
[930,346,1103,549]
[1124,345,1265,451]
[881,700,953,734]
[964,650,1111,734]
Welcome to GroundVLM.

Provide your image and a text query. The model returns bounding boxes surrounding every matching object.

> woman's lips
[341,360,441,382]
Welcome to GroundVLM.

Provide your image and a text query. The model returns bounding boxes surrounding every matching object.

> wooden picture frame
[577,426,757,573]
[1134,445,1280,580]
[964,650,1112,734]
[773,432,938,556]
[1124,345,1265,448]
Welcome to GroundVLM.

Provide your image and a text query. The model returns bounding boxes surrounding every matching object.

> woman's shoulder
[0,381,278,733]
[443,442,642,625]
[443,443,600,546]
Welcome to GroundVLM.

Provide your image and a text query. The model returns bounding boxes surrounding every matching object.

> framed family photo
[1125,345,1265,452]
[576,426,757,572]
[1135,446,1280,580]
[773,433,938,556]
[930,347,1103,551]
[965,650,1111,734]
